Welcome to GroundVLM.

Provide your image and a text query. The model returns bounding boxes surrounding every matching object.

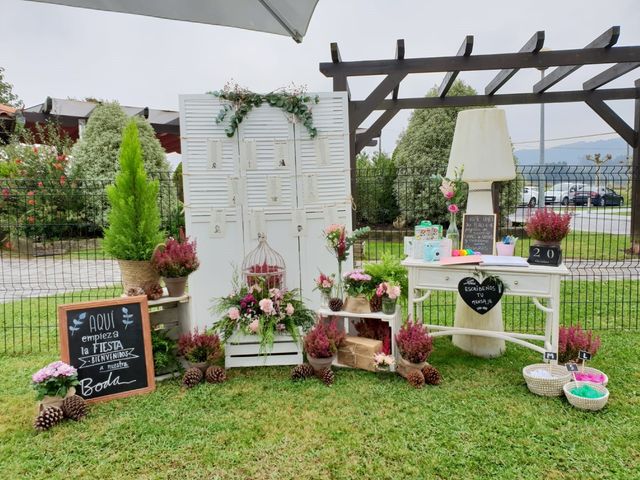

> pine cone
[407,370,425,389]
[126,287,145,297]
[61,395,88,421]
[422,365,442,386]
[34,406,64,432]
[316,367,335,386]
[205,366,227,384]
[300,363,315,379]
[369,295,382,312]
[328,297,343,312]
[182,367,203,388]
[291,363,315,381]
[143,282,164,300]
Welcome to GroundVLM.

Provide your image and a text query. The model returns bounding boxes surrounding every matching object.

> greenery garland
[210,84,319,138]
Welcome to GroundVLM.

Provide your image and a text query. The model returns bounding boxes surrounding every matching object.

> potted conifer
[103,120,165,291]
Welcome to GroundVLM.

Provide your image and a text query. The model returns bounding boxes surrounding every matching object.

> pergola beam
[355,87,638,111]
[533,26,620,93]
[438,35,474,97]
[330,42,351,96]
[351,72,406,129]
[586,98,638,147]
[485,31,545,95]
[392,39,405,101]
[583,62,640,90]
[355,108,400,153]
[320,45,638,77]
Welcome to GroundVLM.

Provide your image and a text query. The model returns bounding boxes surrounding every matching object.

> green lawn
[1,332,638,479]
[363,232,631,262]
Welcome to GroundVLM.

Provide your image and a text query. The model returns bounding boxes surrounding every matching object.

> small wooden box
[225,331,303,368]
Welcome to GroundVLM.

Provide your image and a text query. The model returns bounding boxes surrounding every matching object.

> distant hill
[514,138,629,166]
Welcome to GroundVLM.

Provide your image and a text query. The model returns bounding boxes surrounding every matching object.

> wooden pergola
[320,26,640,251]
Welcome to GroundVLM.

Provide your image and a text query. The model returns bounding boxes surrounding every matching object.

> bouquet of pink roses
[313,272,335,296]
[375,281,401,300]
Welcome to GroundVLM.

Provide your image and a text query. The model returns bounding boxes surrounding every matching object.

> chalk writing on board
[461,214,496,255]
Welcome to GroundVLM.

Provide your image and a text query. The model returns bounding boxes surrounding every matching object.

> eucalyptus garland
[210,85,320,138]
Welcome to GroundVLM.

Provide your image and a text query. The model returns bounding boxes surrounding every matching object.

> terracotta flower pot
[118,259,160,292]
[307,354,336,372]
[343,295,371,314]
[37,386,76,413]
[164,276,188,297]
[396,356,427,379]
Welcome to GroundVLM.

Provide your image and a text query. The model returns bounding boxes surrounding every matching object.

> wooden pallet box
[225,331,303,368]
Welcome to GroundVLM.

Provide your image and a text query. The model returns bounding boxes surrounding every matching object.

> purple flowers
[31,361,80,400]
[32,360,77,384]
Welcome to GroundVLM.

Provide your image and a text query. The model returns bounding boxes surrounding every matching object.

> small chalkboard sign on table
[528,245,562,266]
[461,214,497,255]
[58,296,155,403]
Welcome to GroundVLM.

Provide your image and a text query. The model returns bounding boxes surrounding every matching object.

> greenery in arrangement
[151,228,199,278]
[395,320,433,364]
[363,254,408,303]
[558,324,601,364]
[213,275,315,353]
[177,330,222,364]
[151,329,181,374]
[392,79,520,226]
[102,120,165,260]
[211,82,319,138]
[354,151,399,226]
[303,319,345,359]
[31,360,79,400]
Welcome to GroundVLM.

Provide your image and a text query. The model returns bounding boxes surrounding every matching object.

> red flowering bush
[304,319,345,358]
[152,229,199,278]
[525,208,572,242]
[177,330,221,363]
[558,324,601,363]
[395,320,433,363]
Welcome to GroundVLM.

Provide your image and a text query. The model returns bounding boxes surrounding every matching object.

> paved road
[510,207,630,234]
[0,257,121,302]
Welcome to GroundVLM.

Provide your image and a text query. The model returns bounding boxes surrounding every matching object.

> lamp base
[451,297,506,358]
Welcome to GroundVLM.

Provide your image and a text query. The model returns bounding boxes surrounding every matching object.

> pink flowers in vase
[439,167,465,216]
[376,281,401,300]
[323,224,371,263]
[313,272,335,296]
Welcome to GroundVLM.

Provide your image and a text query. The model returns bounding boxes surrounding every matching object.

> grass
[363,232,631,262]
[1,332,639,479]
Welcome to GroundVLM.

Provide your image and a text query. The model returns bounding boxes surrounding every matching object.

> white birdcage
[242,234,287,290]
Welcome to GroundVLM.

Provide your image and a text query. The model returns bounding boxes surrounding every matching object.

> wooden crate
[225,331,302,368]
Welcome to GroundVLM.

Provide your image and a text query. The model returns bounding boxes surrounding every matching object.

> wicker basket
[563,381,609,411]
[118,260,161,291]
[573,366,608,386]
[522,363,571,397]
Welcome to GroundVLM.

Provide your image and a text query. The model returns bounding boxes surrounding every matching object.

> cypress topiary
[102,120,164,260]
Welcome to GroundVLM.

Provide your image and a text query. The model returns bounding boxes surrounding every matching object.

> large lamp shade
[446,108,515,182]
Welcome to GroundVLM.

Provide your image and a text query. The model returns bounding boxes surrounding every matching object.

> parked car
[521,186,538,207]
[544,182,585,206]
[573,185,624,206]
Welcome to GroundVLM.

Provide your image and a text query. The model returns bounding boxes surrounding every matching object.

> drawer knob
[445,276,450,281]
[514,280,519,285]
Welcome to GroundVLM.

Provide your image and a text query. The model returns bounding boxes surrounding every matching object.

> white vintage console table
[401,259,570,363]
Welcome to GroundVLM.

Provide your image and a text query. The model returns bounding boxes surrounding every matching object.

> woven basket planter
[118,260,160,292]
[573,366,608,386]
[522,363,571,397]
[397,356,427,379]
[563,381,609,411]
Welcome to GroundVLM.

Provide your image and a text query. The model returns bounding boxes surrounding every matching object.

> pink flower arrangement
[525,208,572,243]
[324,224,370,263]
[259,298,274,314]
[558,324,601,363]
[228,307,240,320]
[373,352,395,370]
[395,320,433,364]
[447,204,459,214]
[31,361,79,400]
[285,303,295,316]
[178,330,222,363]
[304,320,345,358]
[376,282,401,300]
[440,167,465,217]
[151,228,200,278]
[343,269,373,297]
[313,272,335,296]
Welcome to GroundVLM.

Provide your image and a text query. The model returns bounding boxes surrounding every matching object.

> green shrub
[102,120,164,260]
[354,152,399,226]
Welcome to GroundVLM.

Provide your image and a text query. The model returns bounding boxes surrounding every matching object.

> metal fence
[0,165,638,353]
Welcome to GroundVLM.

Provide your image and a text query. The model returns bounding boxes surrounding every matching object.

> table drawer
[416,269,552,296]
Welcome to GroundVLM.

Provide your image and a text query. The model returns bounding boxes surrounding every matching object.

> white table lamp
[446,108,515,358]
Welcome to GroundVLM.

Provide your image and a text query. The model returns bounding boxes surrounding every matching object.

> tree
[71,102,175,225]
[103,120,164,260]
[354,151,399,226]
[393,79,519,227]
[0,67,23,108]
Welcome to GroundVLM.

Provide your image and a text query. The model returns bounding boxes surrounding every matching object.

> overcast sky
[3,0,639,156]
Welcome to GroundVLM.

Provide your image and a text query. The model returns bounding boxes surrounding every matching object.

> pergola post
[631,79,640,254]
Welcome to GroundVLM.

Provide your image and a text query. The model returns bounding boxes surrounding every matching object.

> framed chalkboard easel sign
[58,296,155,404]
[461,214,497,255]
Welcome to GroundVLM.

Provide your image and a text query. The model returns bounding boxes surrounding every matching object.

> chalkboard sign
[578,350,592,361]
[458,276,504,315]
[461,214,497,255]
[58,296,155,403]
[544,351,558,361]
[528,245,562,266]
[565,363,579,372]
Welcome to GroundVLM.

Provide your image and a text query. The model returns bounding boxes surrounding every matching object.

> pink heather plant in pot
[558,324,601,364]
[304,319,345,371]
[151,228,199,297]
[395,319,433,370]
[525,209,572,245]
